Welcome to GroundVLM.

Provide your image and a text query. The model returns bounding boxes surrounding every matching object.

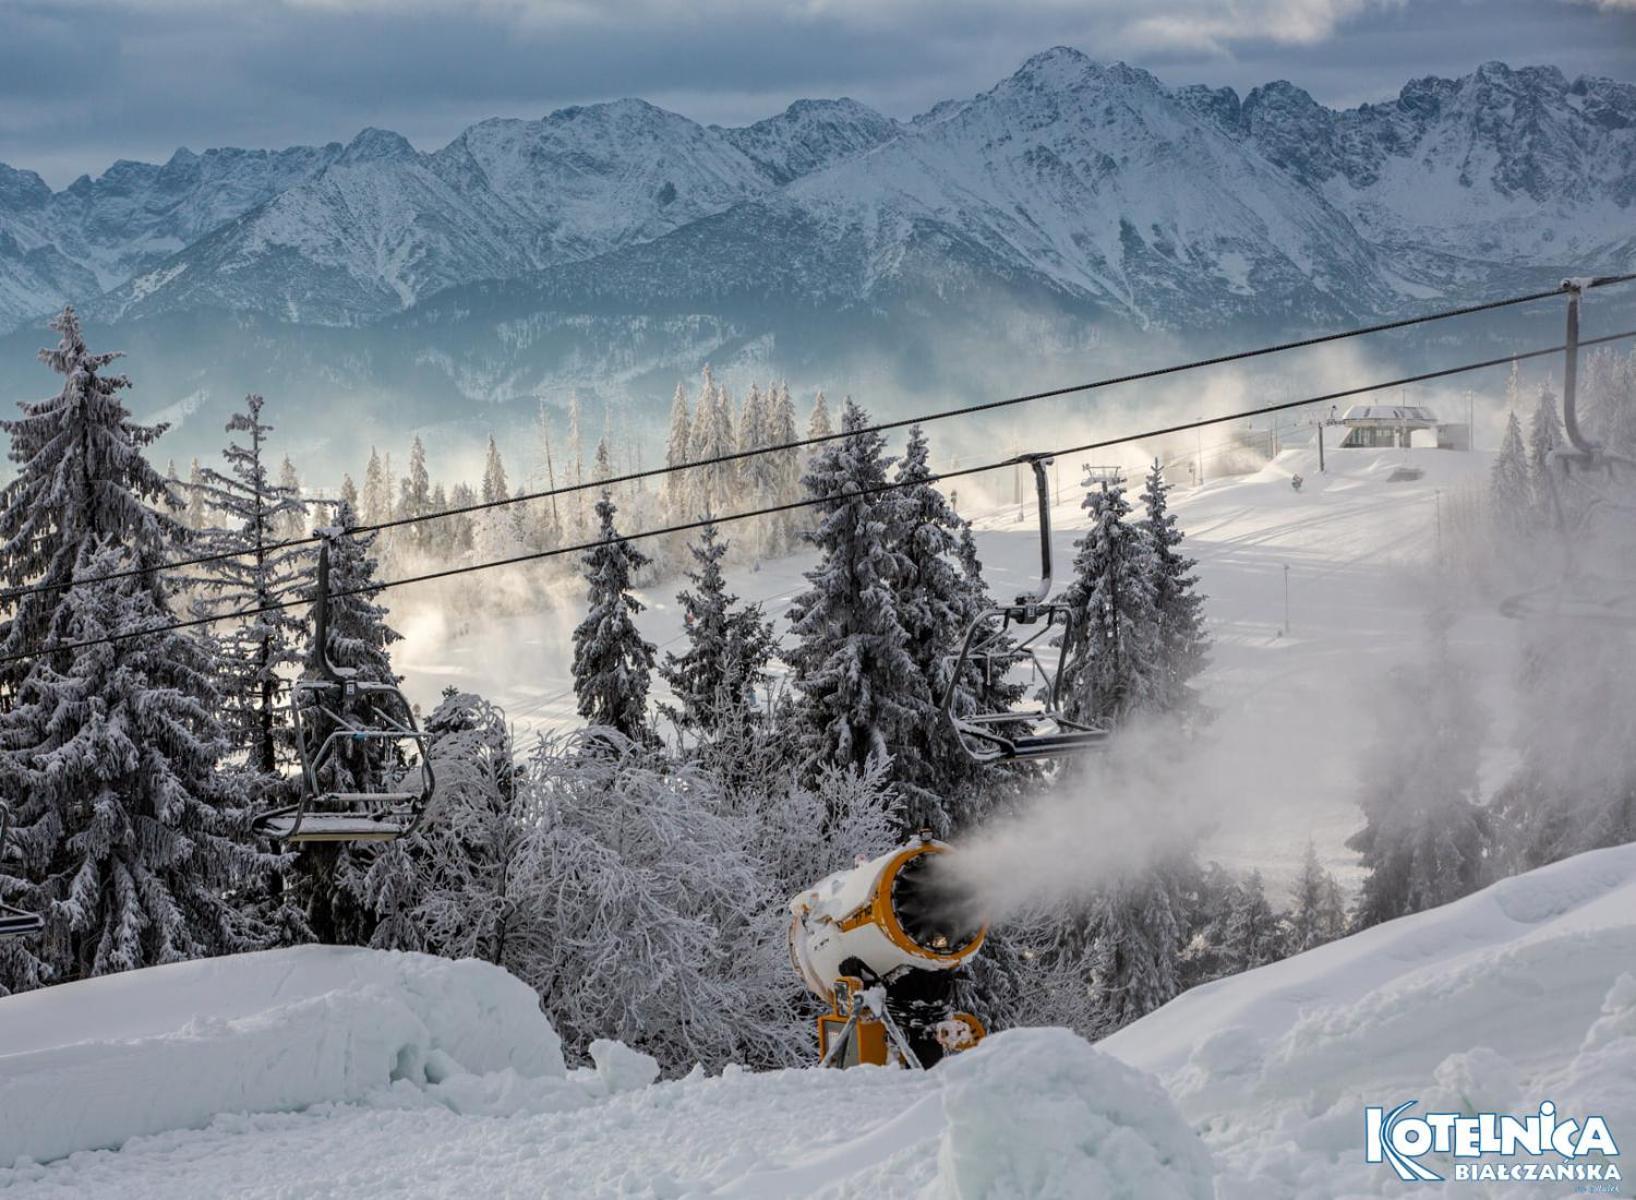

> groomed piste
[4,842,1635,1198]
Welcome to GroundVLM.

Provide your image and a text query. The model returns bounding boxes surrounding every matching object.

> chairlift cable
[5,275,1631,607]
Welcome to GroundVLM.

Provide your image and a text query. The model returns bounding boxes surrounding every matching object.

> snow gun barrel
[787,839,987,999]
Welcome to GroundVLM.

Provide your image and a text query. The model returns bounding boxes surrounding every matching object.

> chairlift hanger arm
[1006,454,1056,605]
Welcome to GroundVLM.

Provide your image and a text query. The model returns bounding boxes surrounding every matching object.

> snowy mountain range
[0,48,1632,460]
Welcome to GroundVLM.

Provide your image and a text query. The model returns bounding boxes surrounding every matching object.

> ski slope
[3,843,1632,1198]
[400,443,1495,894]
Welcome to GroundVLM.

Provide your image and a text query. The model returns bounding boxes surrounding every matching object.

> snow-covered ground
[3,842,1631,1198]
[401,443,1496,894]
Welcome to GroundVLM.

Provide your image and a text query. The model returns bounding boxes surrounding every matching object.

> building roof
[1339,404,1439,427]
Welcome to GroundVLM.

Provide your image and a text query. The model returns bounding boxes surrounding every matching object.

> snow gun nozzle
[892,847,987,955]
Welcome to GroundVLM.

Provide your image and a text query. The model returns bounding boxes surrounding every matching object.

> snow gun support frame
[0,803,44,938]
[942,454,1110,763]
[253,542,434,844]
[818,975,925,1070]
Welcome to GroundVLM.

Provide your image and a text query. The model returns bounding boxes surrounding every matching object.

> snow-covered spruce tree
[1348,616,1492,929]
[0,309,175,683]
[1588,347,1636,457]
[786,401,934,829]
[691,368,738,525]
[0,311,276,990]
[287,501,411,947]
[1489,412,1532,538]
[398,436,432,553]
[361,448,391,527]
[660,520,775,743]
[1078,867,1183,1036]
[275,457,305,541]
[1220,869,1286,973]
[0,539,279,991]
[529,402,564,554]
[184,458,210,530]
[1527,386,1565,529]
[473,436,521,561]
[888,424,1021,828]
[1174,858,1241,989]
[1059,474,1161,726]
[662,381,694,529]
[572,491,656,743]
[1286,840,1348,954]
[1138,460,1209,714]
[190,394,312,775]
[1492,616,1636,871]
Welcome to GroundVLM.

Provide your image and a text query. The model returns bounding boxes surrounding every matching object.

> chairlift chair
[0,804,44,938]
[253,543,434,844]
[942,455,1111,763]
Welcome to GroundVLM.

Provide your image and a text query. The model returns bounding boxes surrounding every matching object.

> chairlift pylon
[0,803,44,938]
[1500,282,1636,629]
[942,454,1111,762]
[253,540,434,844]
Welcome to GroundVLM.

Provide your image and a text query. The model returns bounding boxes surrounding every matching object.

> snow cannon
[788,838,988,1070]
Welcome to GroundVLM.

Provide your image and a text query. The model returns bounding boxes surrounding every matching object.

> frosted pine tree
[1059,474,1161,725]
[275,457,305,540]
[767,382,802,553]
[1527,386,1565,529]
[692,367,738,522]
[190,394,312,774]
[567,393,587,543]
[185,458,210,530]
[660,521,775,742]
[572,492,656,742]
[0,540,276,990]
[475,436,519,560]
[1221,869,1286,972]
[361,448,392,526]
[528,401,563,553]
[888,424,1016,827]
[0,309,177,682]
[398,436,432,553]
[1286,840,1348,953]
[1079,870,1182,1035]
[786,402,931,826]
[446,482,477,556]
[1349,617,1492,929]
[1493,617,1636,871]
[1489,411,1532,537]
[808,390,832,441]
[1139,460,1208,713]
[663,382,693,524]
[288,503,407,947]
[0,310,273,990]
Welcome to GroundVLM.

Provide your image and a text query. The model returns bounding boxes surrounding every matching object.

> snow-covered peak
[719,96,900,183]
[0,163,50,211]
[338,127,419,165]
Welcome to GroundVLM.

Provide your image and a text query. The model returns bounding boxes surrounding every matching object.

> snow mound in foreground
[0,946,563,1166]
[936,1029,1214,1199]
[1104,841,1636,1198]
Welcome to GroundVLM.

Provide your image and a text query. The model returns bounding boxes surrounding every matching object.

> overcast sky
[3,0,1633,187]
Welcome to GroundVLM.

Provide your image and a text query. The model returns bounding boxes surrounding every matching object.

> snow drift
[1104,841,1636,1196]
[0,945,1212,1198]
[0,946,563,1167]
